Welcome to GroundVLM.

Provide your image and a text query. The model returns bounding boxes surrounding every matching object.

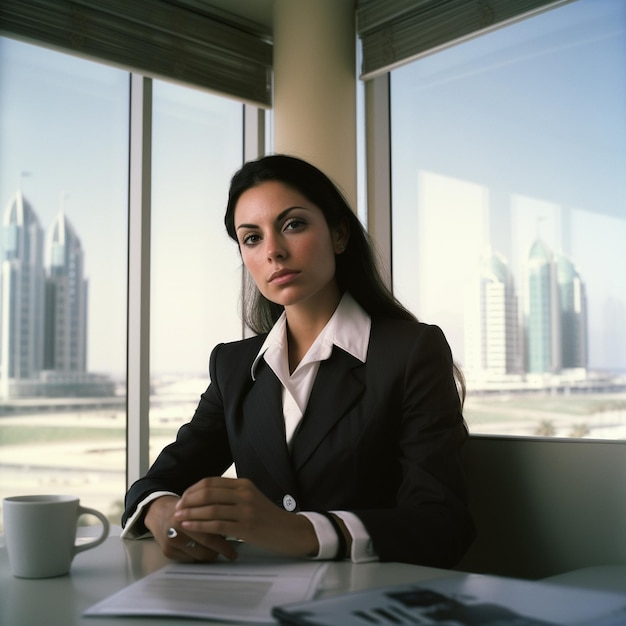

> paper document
[84,560,327,623]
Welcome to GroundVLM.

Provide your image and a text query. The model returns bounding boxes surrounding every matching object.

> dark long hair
[224,154,416,333]
[224,154,466,403]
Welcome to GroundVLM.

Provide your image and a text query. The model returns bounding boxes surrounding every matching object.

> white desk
[543,565,626,594]
[0,529,454,625]
[3,528,626,626]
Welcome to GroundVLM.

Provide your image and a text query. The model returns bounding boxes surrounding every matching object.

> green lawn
[466,393,626,419]
[0,424,175,446]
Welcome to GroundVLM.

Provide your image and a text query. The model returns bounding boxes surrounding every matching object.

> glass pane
[150,81,243,461]
[0,38,129,528]
[390,0,626,439]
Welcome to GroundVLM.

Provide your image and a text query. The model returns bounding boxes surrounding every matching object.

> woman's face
[234,181,347,314]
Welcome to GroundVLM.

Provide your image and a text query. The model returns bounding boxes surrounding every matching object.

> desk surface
[0,528,455,626]
[3,528,626,626]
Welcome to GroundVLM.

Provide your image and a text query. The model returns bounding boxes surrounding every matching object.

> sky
[0,0,624,378]
[390,0,626,371]
[0,39,244,378]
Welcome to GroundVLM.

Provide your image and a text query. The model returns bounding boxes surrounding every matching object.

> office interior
[1,0,625,583]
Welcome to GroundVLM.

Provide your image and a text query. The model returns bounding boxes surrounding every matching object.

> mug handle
[73,506,110,555]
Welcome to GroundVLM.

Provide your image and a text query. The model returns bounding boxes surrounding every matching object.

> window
[0,37,129,524]
[149,80,244,458]
[390,0,626,439]
[0,37,253,529]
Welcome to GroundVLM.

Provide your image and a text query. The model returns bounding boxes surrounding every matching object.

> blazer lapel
[291,347,365,471]
[242,361,298,495]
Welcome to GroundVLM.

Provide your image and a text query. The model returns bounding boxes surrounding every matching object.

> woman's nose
[266,235,287,261]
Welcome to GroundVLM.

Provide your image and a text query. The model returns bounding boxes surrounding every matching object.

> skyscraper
[556,252,587,371]
[44,212,88,373]
[525,238,561,374]
[465,248,520,376]
[466,239,590,382]
[0,191,45,393]
[0,191,112,399]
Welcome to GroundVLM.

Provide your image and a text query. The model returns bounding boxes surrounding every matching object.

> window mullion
[365,74,392,291]
[126,73,152,488]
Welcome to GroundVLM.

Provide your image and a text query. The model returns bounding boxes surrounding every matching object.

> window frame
[372,0,626,441]
[125,73,266,488]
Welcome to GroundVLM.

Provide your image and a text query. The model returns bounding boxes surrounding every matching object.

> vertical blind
[357,0,571,79]
[0,0,272,106]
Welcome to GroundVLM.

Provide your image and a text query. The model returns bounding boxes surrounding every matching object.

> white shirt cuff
[120,491,179,539]
[332,510,378,563]
[298,511,378,563]
[297,512,339,560]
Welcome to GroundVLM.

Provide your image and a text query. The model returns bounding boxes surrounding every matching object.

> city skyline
[464,237,588,381]
[0,36,130,377]
[1,183,595,387]
[0,188,114,398]
[390,0,626,375]
[0,35,243,378]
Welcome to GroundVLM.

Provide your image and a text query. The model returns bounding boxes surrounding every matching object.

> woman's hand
[174,476,319,558]
[144,494,238,563]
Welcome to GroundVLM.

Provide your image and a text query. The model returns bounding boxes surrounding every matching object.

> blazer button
[282,494,297,512]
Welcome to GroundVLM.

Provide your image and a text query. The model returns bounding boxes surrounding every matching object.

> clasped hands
[144,476,318,563]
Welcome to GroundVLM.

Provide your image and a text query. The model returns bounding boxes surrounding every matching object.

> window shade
[0,0,272,106]
[357,0,570,79]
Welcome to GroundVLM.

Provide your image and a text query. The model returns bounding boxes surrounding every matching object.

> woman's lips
[269,269,299,284]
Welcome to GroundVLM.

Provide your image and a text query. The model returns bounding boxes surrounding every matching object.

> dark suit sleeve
[121,344,234,529]
[353,324,474,567]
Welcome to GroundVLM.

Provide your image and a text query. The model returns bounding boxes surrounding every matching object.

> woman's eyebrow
[235,205,310,231]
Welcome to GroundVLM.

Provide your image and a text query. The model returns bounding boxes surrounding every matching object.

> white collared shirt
[251,291,371,448]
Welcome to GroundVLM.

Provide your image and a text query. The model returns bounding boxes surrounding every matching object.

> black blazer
[123,317,474,567]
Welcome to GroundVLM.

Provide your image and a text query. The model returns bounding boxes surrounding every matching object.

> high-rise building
[467,239,590,382]
[0,191,45,393]
[556,252,587,371]
[525,238,561,374]
[1,191,113,399]
[44,212,88,373]
[465,249,520,376]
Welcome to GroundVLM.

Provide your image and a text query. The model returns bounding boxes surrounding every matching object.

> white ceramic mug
[2,494,110,578]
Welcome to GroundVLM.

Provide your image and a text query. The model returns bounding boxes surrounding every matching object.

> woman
[122,154,474,567]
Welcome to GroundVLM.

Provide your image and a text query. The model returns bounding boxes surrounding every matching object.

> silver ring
[186,540,196,548]
[167,527,178,539]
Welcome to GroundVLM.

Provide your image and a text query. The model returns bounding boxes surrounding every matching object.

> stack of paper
[85,560,327,623]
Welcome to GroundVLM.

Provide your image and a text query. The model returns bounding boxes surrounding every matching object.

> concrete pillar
[273,0,357,208]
